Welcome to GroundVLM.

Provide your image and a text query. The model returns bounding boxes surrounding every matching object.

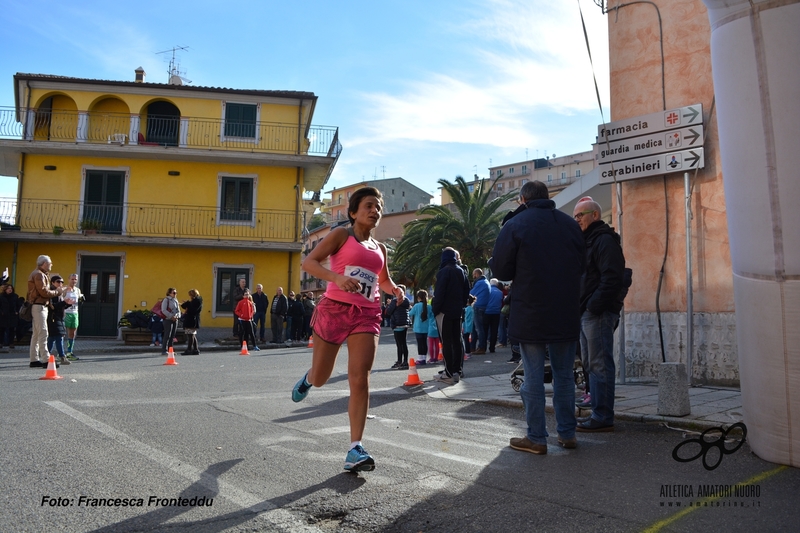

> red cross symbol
[666,112,679,125]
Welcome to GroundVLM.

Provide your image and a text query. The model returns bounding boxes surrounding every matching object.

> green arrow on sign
[683,106,700,123]
[685,128,701,145]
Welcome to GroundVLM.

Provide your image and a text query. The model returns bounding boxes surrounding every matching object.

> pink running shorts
[310,297,382,345]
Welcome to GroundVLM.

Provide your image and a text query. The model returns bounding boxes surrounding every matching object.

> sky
[0,0,610,202]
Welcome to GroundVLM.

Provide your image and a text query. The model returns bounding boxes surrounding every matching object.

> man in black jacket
[490,181,585,454]
[432,247,470,383]
[270,287,288,343]
[573,198,625,433]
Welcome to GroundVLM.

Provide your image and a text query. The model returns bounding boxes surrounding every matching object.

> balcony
[0,107,342,191]
[0,199,301,251]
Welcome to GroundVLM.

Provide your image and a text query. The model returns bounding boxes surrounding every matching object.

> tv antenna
[157,46,191,85]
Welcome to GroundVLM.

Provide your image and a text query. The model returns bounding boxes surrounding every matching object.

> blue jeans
[580,310,619,425]
[519,341,577,444]
[253,311,266,341]
[47,335,65,357]
[498,315,508,345]
[472,307,486,350]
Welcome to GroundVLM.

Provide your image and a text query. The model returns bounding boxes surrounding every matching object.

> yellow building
[0,71,340,336]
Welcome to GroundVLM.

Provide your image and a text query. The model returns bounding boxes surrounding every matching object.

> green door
[78,257,120,336]
[84,170,124,234]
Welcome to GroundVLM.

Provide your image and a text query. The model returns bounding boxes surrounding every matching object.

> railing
[0,199,297,242]
[0,107,341,158]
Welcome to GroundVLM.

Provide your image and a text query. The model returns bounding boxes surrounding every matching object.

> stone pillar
[702,0,800,466]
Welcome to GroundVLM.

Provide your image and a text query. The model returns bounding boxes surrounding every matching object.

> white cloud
[353,0,609,149]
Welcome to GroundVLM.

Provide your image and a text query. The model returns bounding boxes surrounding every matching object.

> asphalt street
[1,331,798,532]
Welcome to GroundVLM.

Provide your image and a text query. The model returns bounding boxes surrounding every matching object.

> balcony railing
[0,199,297,242]
[0,107,341,158]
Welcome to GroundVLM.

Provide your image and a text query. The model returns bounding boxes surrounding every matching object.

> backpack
[151,298,166,319]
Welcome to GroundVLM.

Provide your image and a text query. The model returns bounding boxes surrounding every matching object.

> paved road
[2,332,798,532]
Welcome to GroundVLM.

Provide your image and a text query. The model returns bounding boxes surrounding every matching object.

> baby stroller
[510,346,586,392]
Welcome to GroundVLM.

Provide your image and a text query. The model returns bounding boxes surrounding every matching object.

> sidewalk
[19,330,743,432]
[427,373,744,432]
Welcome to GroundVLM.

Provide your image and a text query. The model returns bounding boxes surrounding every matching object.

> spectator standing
[252,284,269,343]
[231,278,247,338]
[288,291,305,341]
[432,248,471,383]
[63,274,83,360]
[386,286,411,370]
[462,295,476,359]
[573,198,626,433]
[490,180,585,454]
[427,312,440,364]
[160,288,181,356]
[46,275,74,365]
[235,289,259,351]
[180,289,203,355]
[0,284,19,349]
[408,289,430,366]
[270,287,288,343]
[302,292,315,340]
[27,255,66,368]
[485,279,504,353]
[469,268,491,354]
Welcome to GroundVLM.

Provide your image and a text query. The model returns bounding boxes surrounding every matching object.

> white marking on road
[368,436,489,467]
[309,425,350,435]
[44,401,322,533]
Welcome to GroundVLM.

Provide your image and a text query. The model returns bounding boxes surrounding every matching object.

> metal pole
[684,172,693,385]
[616,181,626,384]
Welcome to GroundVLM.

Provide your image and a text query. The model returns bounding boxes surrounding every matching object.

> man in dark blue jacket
[432,248,471,382]
[573,197,625,433]
[469,268,491,354]
[490,180,585,455]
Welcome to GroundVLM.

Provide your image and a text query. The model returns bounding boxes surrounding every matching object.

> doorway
[79,256,120,336]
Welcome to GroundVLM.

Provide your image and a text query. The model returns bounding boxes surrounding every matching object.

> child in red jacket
[234,290,259,351]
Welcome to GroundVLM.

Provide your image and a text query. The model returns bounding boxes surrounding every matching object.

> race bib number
[345,265,378,302]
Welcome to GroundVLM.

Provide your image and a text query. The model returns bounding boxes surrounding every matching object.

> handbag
[501,304,511,316]
[19,301,33,322]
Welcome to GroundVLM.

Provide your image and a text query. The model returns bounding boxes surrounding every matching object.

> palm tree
[390,175,516,289]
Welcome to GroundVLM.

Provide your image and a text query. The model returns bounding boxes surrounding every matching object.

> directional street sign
[597,103,703,143]
[598,148,705,185]
[597,124,703,165]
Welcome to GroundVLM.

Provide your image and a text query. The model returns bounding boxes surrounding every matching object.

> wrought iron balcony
[0,107,341,158]
[0,199,298,243]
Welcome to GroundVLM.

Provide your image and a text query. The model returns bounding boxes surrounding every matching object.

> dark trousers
[484,313,500,352]
[393,329,408,363]
[462,333,471,354]
[253,311,266,341]
[164,319,178,351]
[232,314,240,337]
[303,315,312,339]
[437,314,464,377]
[414,333,428,356]
[238,318,256,348]
[291,316,303,340]
[271,314,283,342]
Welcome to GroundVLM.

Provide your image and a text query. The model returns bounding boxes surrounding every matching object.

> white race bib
[345,265,378,302]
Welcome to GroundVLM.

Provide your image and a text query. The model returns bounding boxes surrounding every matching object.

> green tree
[390,175,516,289]
[307,213,326,231]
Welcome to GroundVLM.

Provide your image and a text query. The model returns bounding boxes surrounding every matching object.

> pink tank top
[325,233,384,307]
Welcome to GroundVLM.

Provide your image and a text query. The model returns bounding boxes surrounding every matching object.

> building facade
[0,71,340,336]
[322,177,432,223]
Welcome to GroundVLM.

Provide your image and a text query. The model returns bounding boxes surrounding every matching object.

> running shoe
[399,362,409,370]
[253,345,261,351]
[415,359,426,366]
[292,372,312,403]
[344,444,375,472]
[66,353,80,361]
[576,393,591,409]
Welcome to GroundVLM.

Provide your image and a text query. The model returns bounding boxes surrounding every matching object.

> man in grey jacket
[270,287,288,343]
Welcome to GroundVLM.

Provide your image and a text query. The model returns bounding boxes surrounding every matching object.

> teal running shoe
[344,444,375,472]
[292,372,312,402]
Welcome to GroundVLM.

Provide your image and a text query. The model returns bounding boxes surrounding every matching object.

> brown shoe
[472,349,486,355]
[557,436,577,449]
[509,436,547,455]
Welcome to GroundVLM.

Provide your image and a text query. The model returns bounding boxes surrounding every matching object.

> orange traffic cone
[403,358,424,386]
[39,354,64,380]
[437,342,444,361]
[307,335,314,348]
[240,341,250,356]
[164,347,178,365]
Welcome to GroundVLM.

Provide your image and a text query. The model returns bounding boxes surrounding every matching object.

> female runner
[292,187,403,472]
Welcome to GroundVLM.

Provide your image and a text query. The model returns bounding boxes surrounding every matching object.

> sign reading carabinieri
[596,103,704,184]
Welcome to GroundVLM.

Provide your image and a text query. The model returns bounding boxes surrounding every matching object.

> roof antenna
[157,46,191,85]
